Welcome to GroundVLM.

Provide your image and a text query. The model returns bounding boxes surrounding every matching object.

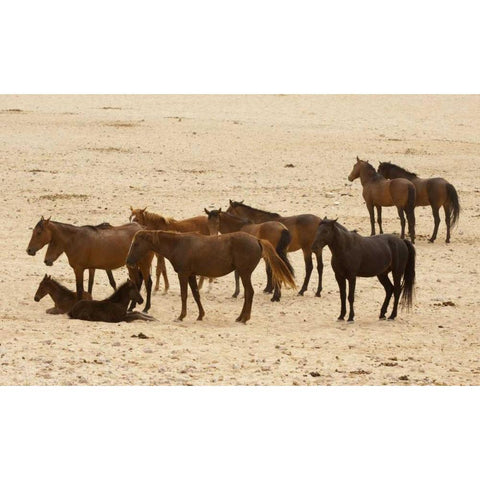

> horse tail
[259,239,296,291]
[446,183,460,228]
[275,229,294,276]
[400,239,416,311]
[406,182,416,214]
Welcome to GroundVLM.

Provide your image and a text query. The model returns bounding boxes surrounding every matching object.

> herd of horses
[26,158,460,324]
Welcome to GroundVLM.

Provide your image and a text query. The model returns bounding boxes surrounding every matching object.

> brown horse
[312,218,415,322]
[34,274,92,314]
[377,162,460,243]
[226,200,323,297]
[348,157,416,243]
[26,217,154,312]
[43,233,117,294]
[130,206,212,289]
[204,208,294,301]
[126,230,296,324]
[68,279,156,322]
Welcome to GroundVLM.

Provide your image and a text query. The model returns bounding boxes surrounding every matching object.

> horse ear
[356,156,360,162]
[229,199,233,205]
[142,207,148,213]
[204,208,210,215]
[45,216,51,224]
[130,206,134,212]
[334,218,338,222]
[240,200,244,204]
[218,207,222,213]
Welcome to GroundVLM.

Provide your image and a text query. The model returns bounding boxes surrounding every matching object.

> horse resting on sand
[126,230,296,324]
[26,217,154,312]
[312,218,415,322]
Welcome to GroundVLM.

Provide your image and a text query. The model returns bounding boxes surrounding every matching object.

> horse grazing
[34,274,92,314]
[130,206,212,289]
[26,217,154,312]
[226,200,323,297]
[312,218,416,322]
[348,157,416,243]
[204,208,294,301]
[126,230,296,324]
[377,161,460,243]
[68,280,155,322]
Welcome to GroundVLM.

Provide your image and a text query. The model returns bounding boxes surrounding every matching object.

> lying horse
[26,217,154,312]
[126,230,296,324]
[68,280,155,322]
[312,218,415,322]
[34,274,92,314]
[204,208,294,301]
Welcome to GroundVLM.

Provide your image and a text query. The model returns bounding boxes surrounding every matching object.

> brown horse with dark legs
[34,274,92,314]
[348,157,416,243]
[130,206,212,290]
[26,217,154,312]
[377,162,460,243]
[44,237,117,294]
[226,200,323,297]
[68,280,156,322]
[204,208,294,301]
[126,230,296,324]
[312,218,416,322]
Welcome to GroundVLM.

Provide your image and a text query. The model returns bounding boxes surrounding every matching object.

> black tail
[406,183,416,215]
[446,183,460,228]
[276,229,294,276]
[400,240,416,310]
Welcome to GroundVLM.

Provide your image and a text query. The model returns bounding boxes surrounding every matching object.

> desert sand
[0,94,479,385]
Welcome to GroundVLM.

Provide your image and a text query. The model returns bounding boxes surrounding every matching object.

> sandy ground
[0,94,479,385]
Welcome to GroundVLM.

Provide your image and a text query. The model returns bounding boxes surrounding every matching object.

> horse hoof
[337,317,344,321]
[271,297,280,302]
[347,319,354,323]
[446,239,450,244]
[387,316,396,321]
[315,292,321,298]
[379,315,386,320]
[263,288,273,294]
[196,317,203,321]
[297,291,305,296]
[428,238,435,243]
[174,317,183,322]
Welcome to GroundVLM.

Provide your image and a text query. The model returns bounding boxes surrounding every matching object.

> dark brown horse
[26,217,154,312]
[68,279,155,322]
[377,162,460,243]
[126,230,296,324]
[130,207,212,289]
[34,274,92,314]
[204,208,294,301]
[348,157,416,242]
[226,200,323,297]
[312,218,415,322]
[43,231,117,294]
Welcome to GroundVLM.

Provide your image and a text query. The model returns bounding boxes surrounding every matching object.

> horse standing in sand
[126,230,296,324]
[348,157,416,242]
[226,200,323,297]
[204,208,294,301]
[26,217,154,312]
[312,218,415,322]
[377,161,460,243]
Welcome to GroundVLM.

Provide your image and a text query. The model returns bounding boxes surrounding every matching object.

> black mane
[230,201,280,218]
[106,281,134,302]
[380,162,418,178]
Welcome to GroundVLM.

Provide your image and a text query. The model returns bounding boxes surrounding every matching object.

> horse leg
[388,271,402,320]
[346,277,356,322]
[233,271,240,298]
[335,273,346,321]
[188,275,205,321]
[429,206,441,243]
[142,271,152,313]
[74,268,85,300]
[367,203,376,236]
[87,269,95,294]
[263,261,273,293]
[397,207,406,239]
[46,307,61,315]
[154,255,161,291]
[236,274,254,324]
[298,249,313,296]
[271,283,281,302]
[377,273,394,319]
[176,274,189,321]
[444,205,452,243]
[314,249,323,297]
[376,206,383,234]
[198,276,205,290]
[106,270,116,290]
[406,208,416,244]
[127,268,143,311]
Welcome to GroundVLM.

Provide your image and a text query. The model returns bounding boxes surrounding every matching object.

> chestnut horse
[26,217,154,312]
[312,218,415,322]
[126,230,296,324]
[226,200,323,297]
[348,157,416,243]
[130,207,212,289]
[34,274,92,314]
[204,208,294,301]
[377,161,460,243]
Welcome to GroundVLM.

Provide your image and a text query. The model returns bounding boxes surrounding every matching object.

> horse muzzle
[347,175,353,182]
[34,296,40,302]
[27,248,36,256]
[44,260,53,266]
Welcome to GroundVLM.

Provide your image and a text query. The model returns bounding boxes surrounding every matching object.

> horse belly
[357,245,391,277]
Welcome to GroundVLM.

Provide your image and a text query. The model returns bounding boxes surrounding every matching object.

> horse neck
[389,166,418,181]
[328,225,353,256]
[146,231,178,258]
[107,284,132,307]
[45,279,73,302]
[141,212,169,230]
[220,213,249,233]
[358,164,378,185]
[236,206,276,222]
[49,222,79,251]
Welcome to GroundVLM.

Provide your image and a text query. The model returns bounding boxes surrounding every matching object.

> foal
[312,218,415,322]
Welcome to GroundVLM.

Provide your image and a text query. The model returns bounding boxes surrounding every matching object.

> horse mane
[105,281,133,302]
[221,211,253,225]
[381,162,418,178]
[43,276,75,295]
[230,201,280,218]
[142,211,176,227]
[85,222,112,230]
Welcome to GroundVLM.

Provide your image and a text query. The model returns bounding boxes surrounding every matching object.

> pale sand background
[0,95,479,385]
